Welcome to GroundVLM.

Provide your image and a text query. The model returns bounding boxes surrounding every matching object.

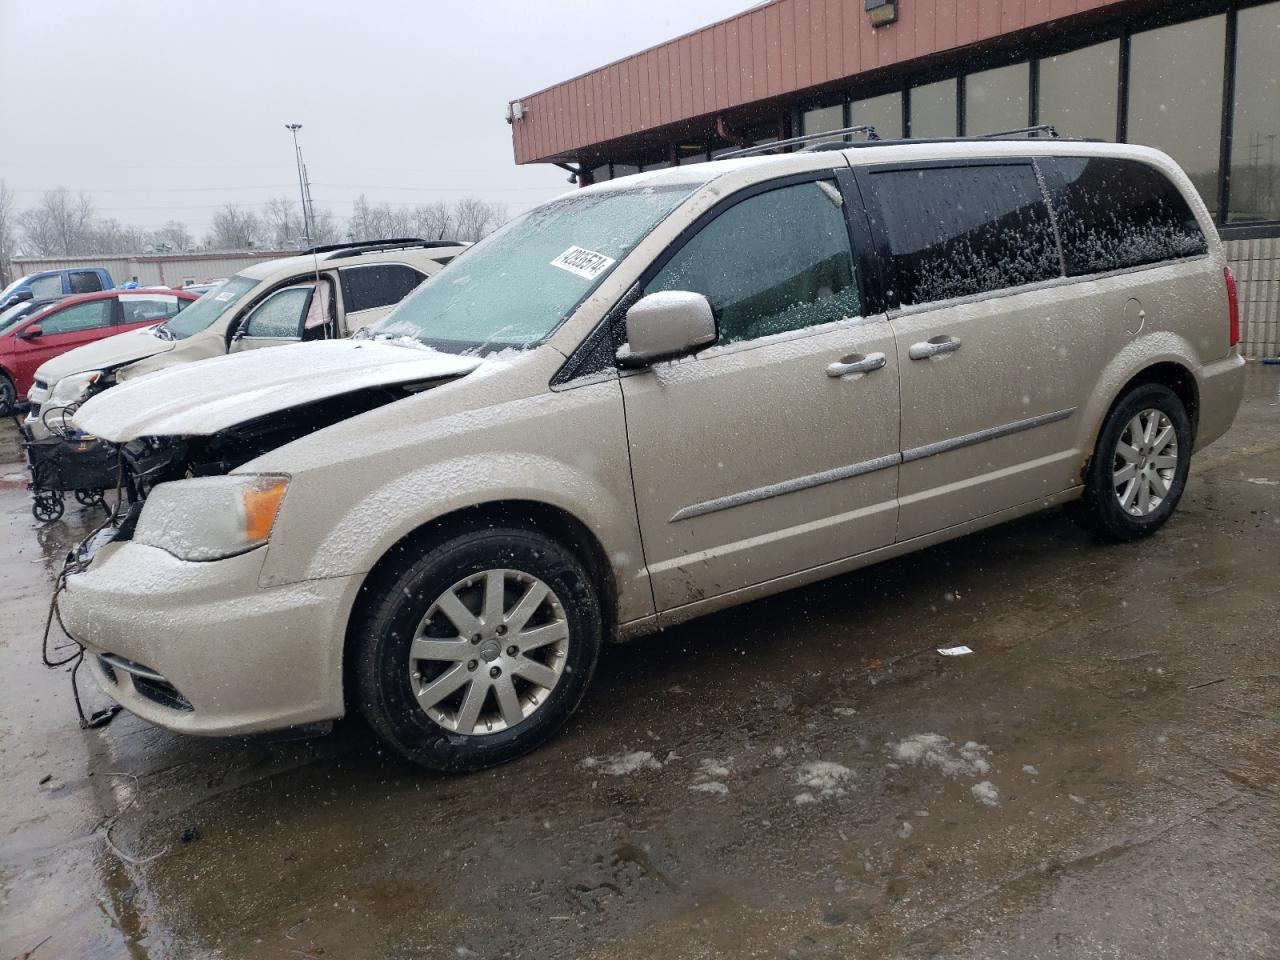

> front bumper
[60,540,360,736]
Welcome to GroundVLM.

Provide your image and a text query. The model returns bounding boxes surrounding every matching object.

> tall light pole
[285,123,315,247]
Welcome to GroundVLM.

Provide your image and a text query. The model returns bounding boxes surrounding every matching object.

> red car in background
[0,289,197,413]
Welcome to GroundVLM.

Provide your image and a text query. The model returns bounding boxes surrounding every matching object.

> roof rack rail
[718,125,880,160]
[302,238,465,258]
[980,124,1059,139]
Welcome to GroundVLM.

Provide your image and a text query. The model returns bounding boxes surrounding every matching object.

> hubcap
[1113,408,1178,517]
[408,569,569,736]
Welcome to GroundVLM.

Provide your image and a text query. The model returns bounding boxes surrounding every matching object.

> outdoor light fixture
[865,0,898,28]
[506,101,527,124]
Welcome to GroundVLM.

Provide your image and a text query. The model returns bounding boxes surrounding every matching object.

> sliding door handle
[827,351,887,378]
[909,336,962,360]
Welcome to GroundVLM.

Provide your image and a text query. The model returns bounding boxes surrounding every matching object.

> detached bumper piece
[96,653,194,713]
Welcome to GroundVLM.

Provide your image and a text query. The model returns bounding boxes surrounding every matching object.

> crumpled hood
[35,325,174,384]
[73,339,483,442]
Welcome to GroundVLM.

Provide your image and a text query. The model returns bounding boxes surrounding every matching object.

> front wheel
[353,527,602,771]
[1068,383,1192,541]
[0,373,15,416]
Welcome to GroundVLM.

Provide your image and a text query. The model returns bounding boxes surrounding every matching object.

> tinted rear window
[340,264,426,314]
[867,163,1061,307]
[1040,156,1207,276]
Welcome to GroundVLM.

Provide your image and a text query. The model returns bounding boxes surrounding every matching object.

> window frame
[854,157,1066,314]
[337,261,428,316]
[37,296,118,335]
[551,168,884,388]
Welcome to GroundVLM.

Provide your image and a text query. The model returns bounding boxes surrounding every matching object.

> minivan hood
[36,325,174,384]
[73,339,483,442]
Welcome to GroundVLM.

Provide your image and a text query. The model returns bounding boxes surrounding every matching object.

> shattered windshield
[158,274,258,340]
[369,183,699,353]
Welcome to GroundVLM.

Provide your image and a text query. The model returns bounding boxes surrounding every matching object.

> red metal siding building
[508,0,1280,356]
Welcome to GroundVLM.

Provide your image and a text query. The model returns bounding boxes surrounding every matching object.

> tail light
[1224,265,1240,347]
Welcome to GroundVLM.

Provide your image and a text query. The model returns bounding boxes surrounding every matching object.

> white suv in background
[25,239,467,437]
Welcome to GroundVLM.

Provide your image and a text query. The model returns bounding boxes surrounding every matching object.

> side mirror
[12,290,33,304]
[616,291,716,368]
[18,324,43,340]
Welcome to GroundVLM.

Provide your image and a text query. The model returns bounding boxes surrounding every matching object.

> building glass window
[866,163,1060,306]
[910,79,957,138]
[1038,40,1119,142]
[852,92,902,139]
[965,62,1029,135]
[1229,1,1280,223]
[802,103,845,143]
[1128,15,1226,216]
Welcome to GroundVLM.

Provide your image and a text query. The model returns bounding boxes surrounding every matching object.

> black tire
[353,527,602,772]
[0,373,15,416]
[32,494,64,523]
[75,488,105,507]
[1068,383,1192,541]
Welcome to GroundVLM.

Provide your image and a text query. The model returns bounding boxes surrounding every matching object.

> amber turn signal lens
[242,478,289,543]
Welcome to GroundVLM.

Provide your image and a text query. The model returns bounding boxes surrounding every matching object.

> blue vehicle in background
[0,267,115,311]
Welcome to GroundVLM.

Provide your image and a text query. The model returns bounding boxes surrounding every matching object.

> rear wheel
[353,527,602,771]
[1068,383,1192,541]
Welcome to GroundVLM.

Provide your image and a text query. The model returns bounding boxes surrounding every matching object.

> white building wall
[1225,238,1280,360]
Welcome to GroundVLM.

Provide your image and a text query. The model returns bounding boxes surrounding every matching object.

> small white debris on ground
[888,734,991,777]
[1022,764,1039,775]
[794,791,817,806]
[833,706,858,716]
[937,645,974,656]
[690,781,729,795]
[971,781,1000,807]
[897,821,914,839]
[581,751,662,776]
[795,760,854,800]
[1246,477,1279,485]
[1069,794,1086,805]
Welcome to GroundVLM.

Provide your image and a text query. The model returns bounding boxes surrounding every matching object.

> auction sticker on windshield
[551,246,616,280]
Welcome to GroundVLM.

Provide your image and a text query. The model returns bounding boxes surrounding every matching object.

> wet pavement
[1,366,1278,960]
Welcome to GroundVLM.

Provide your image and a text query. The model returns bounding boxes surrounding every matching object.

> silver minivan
[59,137,1244,771]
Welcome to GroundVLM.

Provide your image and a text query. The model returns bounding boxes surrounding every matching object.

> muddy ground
[1,366,1278,960]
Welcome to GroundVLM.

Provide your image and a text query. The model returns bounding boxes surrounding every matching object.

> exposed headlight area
[132,474,289,561]
[48,369,106,408]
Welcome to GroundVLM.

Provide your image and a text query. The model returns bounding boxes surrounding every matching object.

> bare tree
[205,204,263,250]
[86,218,150,254]
[309,207,342,246]
[0,181,16,288]
[151,220,193,253]
[263,196,305,248]
[411,201,452,241]
[451,197,507,242]
[18,187,97,256]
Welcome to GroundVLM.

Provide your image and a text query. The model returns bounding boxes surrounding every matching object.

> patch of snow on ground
[1022,764,1039,776]
[833,706,858,716]
[690,781,729,795]
[796,760,853,799]
[582,751,662,776]
[794,791,817,806]
[971,781,1000,807]
[889,734,991,777]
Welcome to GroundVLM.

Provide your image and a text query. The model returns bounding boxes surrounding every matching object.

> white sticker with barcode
[550,246,615,280]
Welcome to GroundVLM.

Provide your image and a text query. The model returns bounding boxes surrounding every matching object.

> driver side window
[646,179,861,346]
[242,286,314,339]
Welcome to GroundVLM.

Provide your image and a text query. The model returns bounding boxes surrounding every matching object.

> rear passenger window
[646,179,861,345]
[867,163,1060,307]
[119,294,184,324]
[1039,157,1208,276]
[69,271,104,294]
[340,264,427,314]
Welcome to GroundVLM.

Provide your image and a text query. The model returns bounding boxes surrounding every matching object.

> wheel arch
[342,498,620,706]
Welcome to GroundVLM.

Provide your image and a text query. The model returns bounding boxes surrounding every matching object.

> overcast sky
[0,0,749,234]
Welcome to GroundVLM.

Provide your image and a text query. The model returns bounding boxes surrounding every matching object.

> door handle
[908,336,962,360]
[826,351,887,378]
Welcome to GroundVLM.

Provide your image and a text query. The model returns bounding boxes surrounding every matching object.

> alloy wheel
[408,569,570,735]
[1113,408,1178,517]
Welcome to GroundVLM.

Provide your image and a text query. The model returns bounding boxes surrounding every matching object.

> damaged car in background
[53,138,1243,772]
